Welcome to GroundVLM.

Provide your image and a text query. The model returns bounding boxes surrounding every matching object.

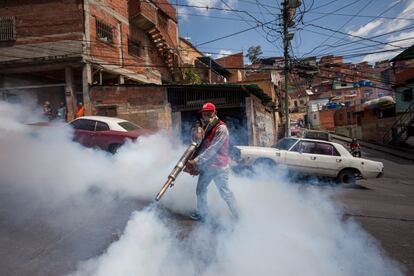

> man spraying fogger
[186,103,239,221]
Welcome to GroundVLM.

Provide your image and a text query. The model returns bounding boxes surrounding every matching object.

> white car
[233,137,384,185]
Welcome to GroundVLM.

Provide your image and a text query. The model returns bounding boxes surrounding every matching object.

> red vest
[199,120,229,168]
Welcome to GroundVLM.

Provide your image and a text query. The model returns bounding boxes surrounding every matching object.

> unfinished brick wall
[319,109,336,131]
[90,85,172,131]
[87,1,174,82]
[0,0,83,45]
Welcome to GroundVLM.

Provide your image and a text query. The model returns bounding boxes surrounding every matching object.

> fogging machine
[155,142,198,201]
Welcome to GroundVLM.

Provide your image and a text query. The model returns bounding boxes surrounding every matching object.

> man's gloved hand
[184,159,199,176]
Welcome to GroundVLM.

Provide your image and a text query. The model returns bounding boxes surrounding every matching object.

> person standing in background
[75,102,85,118]
[57,101,67,121]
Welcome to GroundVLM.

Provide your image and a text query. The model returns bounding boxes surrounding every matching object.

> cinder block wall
[90,86,172,131]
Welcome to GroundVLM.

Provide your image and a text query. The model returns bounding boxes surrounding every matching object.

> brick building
[0,0,180,119]
[90,84,277,146]
[215,52,244,83]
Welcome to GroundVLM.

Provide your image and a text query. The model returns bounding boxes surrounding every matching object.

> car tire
[253,158,277,173]
[108,144,121,154]
[337,169,357,187]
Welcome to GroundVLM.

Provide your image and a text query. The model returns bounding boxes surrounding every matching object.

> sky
[174,0,414,64]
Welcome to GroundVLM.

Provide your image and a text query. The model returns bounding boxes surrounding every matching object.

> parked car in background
[232,137,384,185]
[70,116,150,153]
[290,120,301,136]
[303,130,331,141]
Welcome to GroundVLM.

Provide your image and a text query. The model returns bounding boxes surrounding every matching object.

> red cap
[199,102,216,113]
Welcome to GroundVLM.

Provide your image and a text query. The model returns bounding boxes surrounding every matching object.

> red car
[70,116,150,153]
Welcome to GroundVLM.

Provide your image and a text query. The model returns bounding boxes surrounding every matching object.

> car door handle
[336,159,342,163]
[310,156,317,160]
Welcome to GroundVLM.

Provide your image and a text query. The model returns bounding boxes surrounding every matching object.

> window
[272,138,298,150]
[294,100,298,107]
[0,16,16,41]
[96,19,113,43]
[300,141,317,154]
[118,122,141,131]
[299,100,304,105]
[314,143,340,156]
[128,38,141,57]
[70,119,96,131]
[95,121,110,131]
[97,105,117,117]
[403,88,413,102]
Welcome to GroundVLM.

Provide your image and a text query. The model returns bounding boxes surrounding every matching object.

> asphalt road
[334,143,414,275]
[0,145,413,275]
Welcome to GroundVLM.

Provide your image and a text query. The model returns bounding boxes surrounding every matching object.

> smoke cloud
[0,101,404,276]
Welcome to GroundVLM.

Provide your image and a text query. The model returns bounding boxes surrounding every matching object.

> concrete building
[0,0,180,119]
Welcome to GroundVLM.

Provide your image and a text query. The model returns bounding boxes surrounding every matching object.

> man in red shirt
[186,103,239,221]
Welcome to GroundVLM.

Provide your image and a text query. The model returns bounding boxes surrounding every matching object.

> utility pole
[283,1,290,137]
[282,0,301,137]
[209,58,212,84]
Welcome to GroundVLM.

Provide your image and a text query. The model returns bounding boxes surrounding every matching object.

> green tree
[184,68,202,84]
[246,45,263,64]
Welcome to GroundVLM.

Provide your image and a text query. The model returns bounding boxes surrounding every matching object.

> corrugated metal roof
[390,44,414,62]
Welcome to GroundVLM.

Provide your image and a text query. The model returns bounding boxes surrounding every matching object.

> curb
[331,134,414,162]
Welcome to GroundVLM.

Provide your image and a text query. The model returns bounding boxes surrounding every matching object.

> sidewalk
[331,134,414,162]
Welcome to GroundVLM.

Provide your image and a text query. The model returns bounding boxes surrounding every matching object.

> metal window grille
[96,19,113,43]
[0,16,16,41]
[128,38,140,57]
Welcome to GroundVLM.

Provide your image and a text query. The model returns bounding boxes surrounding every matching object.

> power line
[312,0,376,57]
[309,0,342,11]
[304,0,363,24]
[316,0,404,56]
[298,24,414,57]
[307,11,414,21]
[306,23,407,51]
[195,19,276,47]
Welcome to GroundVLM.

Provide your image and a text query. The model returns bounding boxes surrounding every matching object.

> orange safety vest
[76,106,85,118]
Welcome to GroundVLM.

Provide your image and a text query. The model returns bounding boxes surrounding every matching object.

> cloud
[347,0,413,38]
[371,0,414,36]
[216,49,233,59]
[362,30,414,63]
[349,20,383,37]
[346,0,414,63]
[184,0,237,15]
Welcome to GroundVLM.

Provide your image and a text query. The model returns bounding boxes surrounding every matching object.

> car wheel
[108,144,121,154]
[337,169,357,187]
[253,158,277,173]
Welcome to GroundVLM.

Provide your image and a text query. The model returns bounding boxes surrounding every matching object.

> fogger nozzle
[155,178,174,201]
[154,142,198,201]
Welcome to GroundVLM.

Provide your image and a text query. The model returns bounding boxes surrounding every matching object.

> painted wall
[246,95,276,146]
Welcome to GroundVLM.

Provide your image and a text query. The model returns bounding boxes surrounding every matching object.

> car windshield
[118,122,141,131]
[271,138,298,150]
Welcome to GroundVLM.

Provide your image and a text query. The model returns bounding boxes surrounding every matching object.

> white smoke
[0,101,404,276]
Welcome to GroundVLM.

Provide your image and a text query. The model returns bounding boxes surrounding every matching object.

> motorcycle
[350,144,362,158]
